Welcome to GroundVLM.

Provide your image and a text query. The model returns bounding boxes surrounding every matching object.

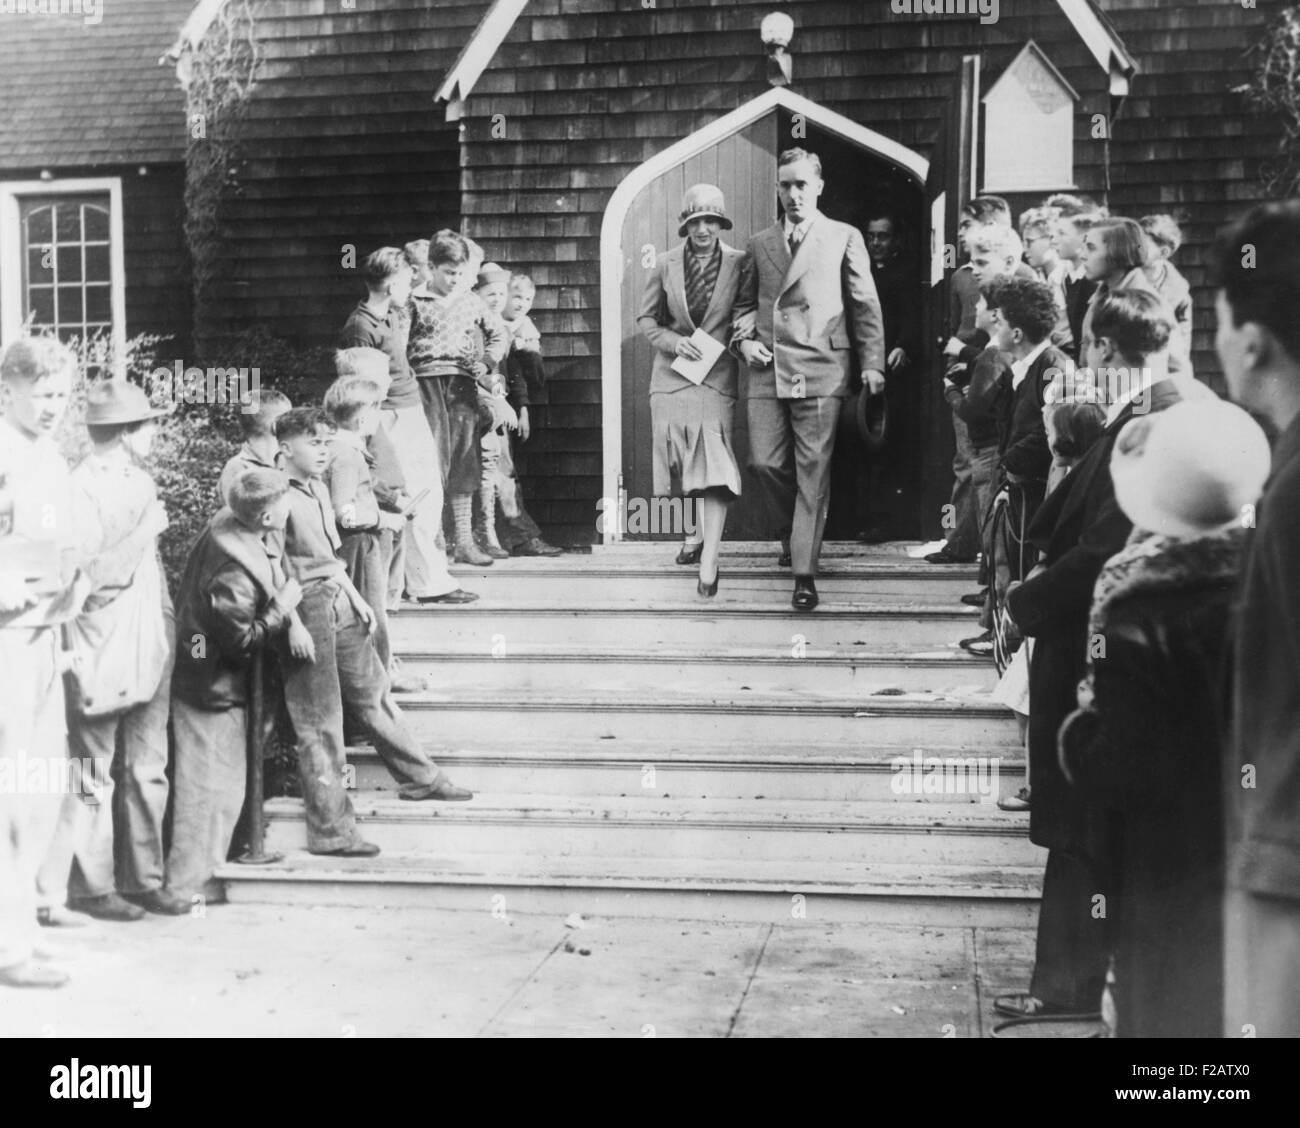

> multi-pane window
[20,194,113,344]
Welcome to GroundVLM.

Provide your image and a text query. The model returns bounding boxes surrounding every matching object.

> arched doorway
[599,88,930,543]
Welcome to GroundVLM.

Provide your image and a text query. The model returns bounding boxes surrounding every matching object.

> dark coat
[1058,541,1241,1038]
[171,509,291,711]
[870,251,921,363]
[1006,378,1184,852]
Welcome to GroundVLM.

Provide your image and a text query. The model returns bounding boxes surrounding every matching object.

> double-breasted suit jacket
[733,217,886,400]
[636,242,746,397]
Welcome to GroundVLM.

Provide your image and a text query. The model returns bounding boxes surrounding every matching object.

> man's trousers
[0,626,67,970]
[380,405,456,600]
[38,622,174,905]
[747,395,844,576]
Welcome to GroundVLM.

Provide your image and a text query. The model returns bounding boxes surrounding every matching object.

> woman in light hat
[1058,397,1270,1037]
[636,184,746,596]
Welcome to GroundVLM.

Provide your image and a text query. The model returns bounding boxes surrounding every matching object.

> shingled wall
[455,0,1241,543]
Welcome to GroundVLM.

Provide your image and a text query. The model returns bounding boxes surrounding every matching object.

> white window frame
[0,177,127,368]
[980,43,1079,194]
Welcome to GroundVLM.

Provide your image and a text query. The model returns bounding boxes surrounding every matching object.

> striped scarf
[684,243,722,326]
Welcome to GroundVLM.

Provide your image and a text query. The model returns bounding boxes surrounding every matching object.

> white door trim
[0,176,128,374]
[598,88,929,542]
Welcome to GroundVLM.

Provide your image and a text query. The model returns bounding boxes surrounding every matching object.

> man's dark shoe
[777,542,792,568]
[513,537,562,557]
[416,589,479,605]
[400,776,474,802]
[792,575,819,612]
[959,630,995,657]
[69,893,145,922]
[925,546,977,564]
[997,786,1031,812]
[313,840,381,858]
[993,992,1100,1021]
[961,590,988,607]
[123,889,192,916]
[0,960,69,989]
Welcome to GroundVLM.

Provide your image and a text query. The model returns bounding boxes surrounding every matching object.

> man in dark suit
[1217,201,1300,1037]
[997,288,1185,1019]
[731,148,886,610]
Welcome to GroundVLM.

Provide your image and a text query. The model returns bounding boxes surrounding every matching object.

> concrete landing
[0,902,1050,1038]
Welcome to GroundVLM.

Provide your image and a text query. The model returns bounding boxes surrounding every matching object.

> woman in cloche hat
[635,184,747,596]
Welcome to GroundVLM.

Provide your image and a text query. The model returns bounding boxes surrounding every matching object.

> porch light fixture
[761,12,794,87]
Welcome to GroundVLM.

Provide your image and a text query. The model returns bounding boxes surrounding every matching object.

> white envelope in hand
[669,328,726,385]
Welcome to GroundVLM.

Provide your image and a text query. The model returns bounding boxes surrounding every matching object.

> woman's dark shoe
[697,568,720,598]
[676,543,703,566]
[792,576,819,611]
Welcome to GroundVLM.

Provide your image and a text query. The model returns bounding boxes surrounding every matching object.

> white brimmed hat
[1111,399,1271,539]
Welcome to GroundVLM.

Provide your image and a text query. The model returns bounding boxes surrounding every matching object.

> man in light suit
[732,148,886,610]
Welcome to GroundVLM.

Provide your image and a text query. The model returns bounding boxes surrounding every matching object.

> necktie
[788,228,800,256]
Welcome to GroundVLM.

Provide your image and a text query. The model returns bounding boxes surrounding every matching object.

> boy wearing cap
[0,337,87,987]
[36,380,187,919]
[165,467,303,904]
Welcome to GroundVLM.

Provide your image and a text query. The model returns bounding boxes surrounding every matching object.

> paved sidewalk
[1,903,1047,1038]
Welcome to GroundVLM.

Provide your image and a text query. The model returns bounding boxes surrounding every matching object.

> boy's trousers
[339,529,390,669]
[38,620,174,904]
[0,626,68,970]
[495,431,543,551]
[416,373,482,496]
[281,581,444,852]
[379,406,456,599]
[164,697,247,902]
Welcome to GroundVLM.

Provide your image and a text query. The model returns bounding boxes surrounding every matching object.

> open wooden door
[921,55,980,540]
[619,114,779,540]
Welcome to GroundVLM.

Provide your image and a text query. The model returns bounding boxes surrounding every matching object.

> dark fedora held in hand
[854,379,888,452]
[677,184,733,237]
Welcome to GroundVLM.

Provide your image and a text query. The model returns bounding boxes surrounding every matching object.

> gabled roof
[983,41,1081,105]
[435,0,529,112]
[0,0,193,169]
[434,0,1137,111]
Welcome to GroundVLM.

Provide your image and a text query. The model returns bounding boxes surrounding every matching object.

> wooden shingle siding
[194,0,491,354]
[445,0,1280,542]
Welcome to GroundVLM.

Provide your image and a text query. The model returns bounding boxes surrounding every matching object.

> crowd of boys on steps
[0,228,559,989]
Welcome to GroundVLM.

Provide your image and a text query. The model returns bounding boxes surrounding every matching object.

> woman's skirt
[649,384,742,498]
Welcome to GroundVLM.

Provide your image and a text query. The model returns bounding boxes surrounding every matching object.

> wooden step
[387,600,983,650]
[394,644,999,694]
[390,686,1018,747]
[447,558,979,600]
[217,852,1042,927]
[262,792,1041,868]
[347,739,1025,802]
